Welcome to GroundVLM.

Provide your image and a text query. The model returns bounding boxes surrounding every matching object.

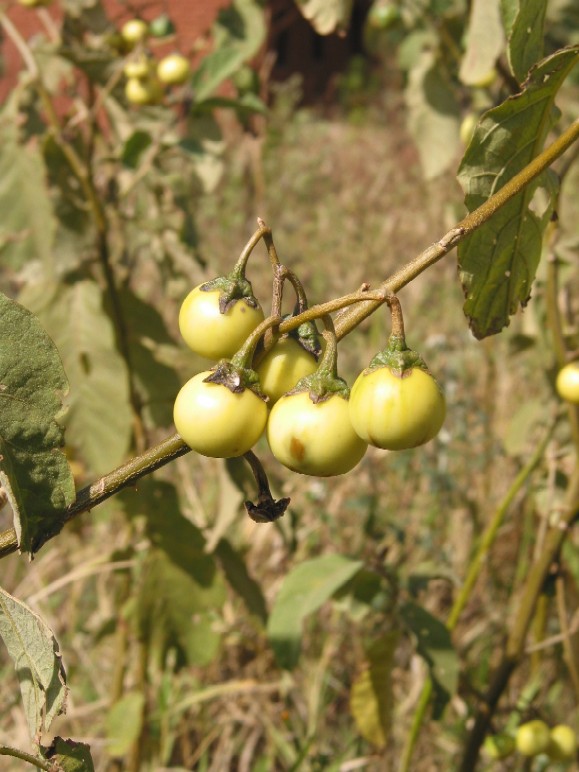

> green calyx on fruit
[547,725,577,761]
[515,720,551,757]
[201,268,261,315]
[148,14,176,38]
[157,53,191,85]
[556,362,579,404]
[203,359,266,399]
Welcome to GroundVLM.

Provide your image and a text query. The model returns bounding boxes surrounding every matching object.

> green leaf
[129,481,226,668]
[0,113,56,270]
[405,51,461,179]
[41,738,95,771]
[267,554,363,669]
[294,0,354,34]
[191,0,266,102]
[459,0,505,86]
[501,0,547,83]
[0,293,75,553]
[457,46,579,339]
[214,539,268,625]
[400,602,458,712]
[105,692,145,757]
[20,279,133,475]
[350,633,398,748]
[121,131,153,169]
[117,289,181,428]
[0,587,67,741]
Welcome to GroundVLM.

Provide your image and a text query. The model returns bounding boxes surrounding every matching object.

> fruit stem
[230,314,282,371]
[387,295,406,342]
[317,315,339,380]
[231,221,269,280]
[257,216,282,269]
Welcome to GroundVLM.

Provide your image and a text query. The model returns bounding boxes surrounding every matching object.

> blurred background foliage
[0,0,578,769]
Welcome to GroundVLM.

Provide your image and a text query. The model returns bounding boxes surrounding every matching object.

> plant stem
[459,459,579,771]
[231,222,270,277]
[398,421,554,772]
[0,746,58,771]
[0,435,189,559]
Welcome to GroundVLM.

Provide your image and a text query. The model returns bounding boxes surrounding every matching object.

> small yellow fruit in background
[556,362,579,404]
[120,19,149,48]
[157,53,191,86]
[515,720,551,756]
[125,77,163,106]
[123,54,154,80]
[18,0,53,6]
[547,725,577,761]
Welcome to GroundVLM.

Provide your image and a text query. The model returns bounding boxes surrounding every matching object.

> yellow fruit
[125,77,163,106]
[120,19,149,48]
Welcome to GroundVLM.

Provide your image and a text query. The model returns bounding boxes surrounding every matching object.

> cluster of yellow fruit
[120,19,190,106]
[485,721,577,763]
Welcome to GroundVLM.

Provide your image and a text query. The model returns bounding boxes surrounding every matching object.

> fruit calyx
[200,268,260,315]
[289,314,349,403]
[203,359,266,400]
[367,334,431,377]
[282,312,321,358]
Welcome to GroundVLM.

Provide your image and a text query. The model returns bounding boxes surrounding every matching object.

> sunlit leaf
[41,738,95,771]
[0,587,67,741]
[457,46,579,339]
[406,51,461,179]
[294,0,354,34]
[459,0,505,86]
[0,113,56,271]
[267,554,363,669]
[501,0,547,83]
[20,279,133,475]
[0,293,75,553]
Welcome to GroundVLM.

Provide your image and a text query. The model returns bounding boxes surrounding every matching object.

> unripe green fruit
[149,14,175,38]
[515,720,551,757]
[547,725,577,761]
[367,2,401,30]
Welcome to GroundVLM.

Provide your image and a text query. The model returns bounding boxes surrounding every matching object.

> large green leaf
[457,46,579,339]
[129,481,226,668]
[294,0,354,34]
[20,279,133,475]
[105,692,145,757]
[406,51,461,179]
[400,602,458,715]
[350,633,398,748]
[501,0,547,83]
[459,0,505,86]
[0,293,75,553]
[0,587,67,740]
[267,554,363,670]
[191,0,266,103]
[0,113,56,271]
